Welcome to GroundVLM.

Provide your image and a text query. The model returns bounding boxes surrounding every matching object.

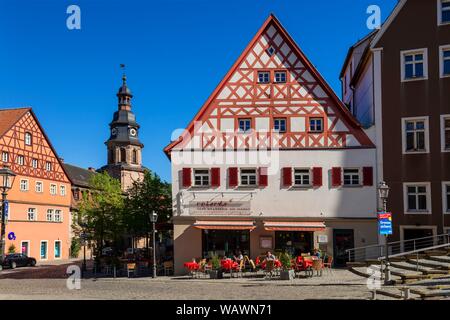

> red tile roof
[0,107,31,137]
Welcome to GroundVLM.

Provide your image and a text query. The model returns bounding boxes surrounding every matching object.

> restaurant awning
[193,220,256,231]
[263,221,326,232]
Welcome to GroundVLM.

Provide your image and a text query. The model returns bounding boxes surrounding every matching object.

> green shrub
[7,244,16,254]
[279,252,292,270]
[70,238,81,258]
[211,256,221,270]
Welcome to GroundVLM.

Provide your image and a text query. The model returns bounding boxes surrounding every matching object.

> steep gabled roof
[63,163,96,188]
[164,14,374,157]
[0,107,31,137]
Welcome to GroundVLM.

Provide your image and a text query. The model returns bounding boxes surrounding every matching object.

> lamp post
[150,211,158,278]
[0,165,16,271]
[378,181,391,285]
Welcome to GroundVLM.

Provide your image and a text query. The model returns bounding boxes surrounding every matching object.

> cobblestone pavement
[0,264,383,300]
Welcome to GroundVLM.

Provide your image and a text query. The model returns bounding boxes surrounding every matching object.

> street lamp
[0,165,16,270]
[150,211,158,278]
[378,181,391,285]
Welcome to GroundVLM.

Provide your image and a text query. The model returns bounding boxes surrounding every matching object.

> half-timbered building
[0,108,71,261]
[165,15,378,274]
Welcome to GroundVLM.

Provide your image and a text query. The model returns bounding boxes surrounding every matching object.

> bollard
[402,287,411,300]
[113,265,116,279]
[371,289,377,300]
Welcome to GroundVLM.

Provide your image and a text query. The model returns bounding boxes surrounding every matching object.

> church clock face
[111,128,117,136]
[129,128,137,137]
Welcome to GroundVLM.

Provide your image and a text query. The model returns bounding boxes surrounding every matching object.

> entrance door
[403,228,434,251]
[21,241,30,256]
[333,229,354,267]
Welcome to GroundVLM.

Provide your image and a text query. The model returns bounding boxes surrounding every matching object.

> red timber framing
[164,14,374,156]
[0,108,70,183]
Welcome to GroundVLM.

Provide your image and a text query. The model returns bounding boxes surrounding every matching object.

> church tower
[101,73,145,192]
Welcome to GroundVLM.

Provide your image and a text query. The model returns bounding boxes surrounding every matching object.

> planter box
[280,269,295,280]
[209,270,223,279]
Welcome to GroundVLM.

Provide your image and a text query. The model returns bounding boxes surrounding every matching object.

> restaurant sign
[188,201,251,216]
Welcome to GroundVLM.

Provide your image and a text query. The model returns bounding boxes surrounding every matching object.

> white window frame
[20,240,30,256]
[54,240,62,259]
[60,185,66,196]
[32,158,38,169]
[309,117,324,133]
[20,179,29,191]
[45,161,52,171]
[292,168,312,187]
[24,132,32,146]
[342,168,362,187]
[400,48,428,82]
[50,184,57,195]
[35,181,43,193]
[403,182,432,214]
[443,181,450,215]
[438,0,450,25]
[399,226,438,251]
[274,71,287,83]
[40,240,48,261]
[442,114,450,152]
[193,169,210,187]
[1,151,8,163]
[238,119,252,133]
[273,118,287,133]
[257,71,270,84]
[239,168,257,187]
[401,116,430,154]
[439,45,450,78]
[17,155,24,166]
[54,209,62,222]
[46,209,54,222]
[27,208,37,221]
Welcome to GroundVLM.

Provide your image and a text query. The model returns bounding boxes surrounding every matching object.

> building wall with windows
[341,0,450,242]
[0,108,71,261]
[166,15,378,274]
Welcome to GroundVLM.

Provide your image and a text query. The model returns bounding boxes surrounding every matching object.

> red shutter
[211,168,220,187]
[228,167,238,187]
[259,167,268,187]
[182,168,191,188]
[331,167,342,187]
[312,167,323,187]
[363,167,373,186]
[282,167,292,187]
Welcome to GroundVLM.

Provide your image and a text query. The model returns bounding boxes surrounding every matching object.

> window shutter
[363,167,373,186]
[182,168,192,188]
[331,167,342,187]
[312,167,323,187]
[211,168,220,187]
[259,167,268,187]
[228,167,238,187]
[282,167,292,187]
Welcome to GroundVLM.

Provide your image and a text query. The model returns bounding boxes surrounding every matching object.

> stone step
[406,258,450,271]
[409,288,450,299]
[390,262,437,275]
[428,255,450,264]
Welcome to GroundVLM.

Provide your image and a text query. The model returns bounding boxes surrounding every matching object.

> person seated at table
[233,250,244,263]
[312,248,322,259]
[265,251,276,261]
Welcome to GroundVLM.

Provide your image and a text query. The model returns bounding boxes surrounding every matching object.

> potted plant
[279,252,295,280]
[209,256,223,279]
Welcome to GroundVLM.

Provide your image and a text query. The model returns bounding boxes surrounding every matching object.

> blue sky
[0,0,397,182]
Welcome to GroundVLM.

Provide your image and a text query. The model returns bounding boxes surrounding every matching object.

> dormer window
[258,71,270,84]
[25,132,32,146]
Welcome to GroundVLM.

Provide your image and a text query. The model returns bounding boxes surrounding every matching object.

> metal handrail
[346,233,450,262]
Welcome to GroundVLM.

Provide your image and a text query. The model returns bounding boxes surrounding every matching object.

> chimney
[88,167,96,172]
[59,158,64,163]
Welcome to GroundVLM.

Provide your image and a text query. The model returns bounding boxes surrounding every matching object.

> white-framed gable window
[239,168,257,187]
[438,0,450,25]
[60,185,66,196]
[50,184,57,195]
[442,182,450,214]
[32,158,38,169]
[1,151,8,163]
[404,183,431,214]
[24,132,32,146]
[238,119,252,133]
[258,71,270,84]
[441,115,450,152]
[402,117,429,154]
[309,117,324,133]
[293,168,311,187]
[343,168,361,186]
[45,161,52,171]
[17,155,24,166]
[193,169,210,187]
[274,71,287,83]
[273,118,286,133]
[401,49,428,81]
[440,45,450,78]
